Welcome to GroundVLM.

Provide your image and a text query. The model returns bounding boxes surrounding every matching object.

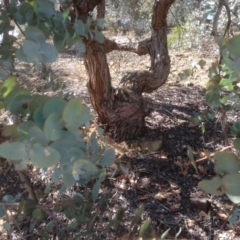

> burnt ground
[1,36,240,240]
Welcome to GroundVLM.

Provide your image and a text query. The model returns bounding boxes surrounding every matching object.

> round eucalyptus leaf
[233,138,240,151]
[198,176,222,196]
[3,222,11,231]
[0,141,26,161]
[28,126,48,146]
[9,92,32,115]
[99,148,115,167]
[39,42,58,63]
[64,207,76,220]
[97,18,105,29]
[62,98,83,124]
[51,139,85,163]
[74,19,88,37]
[32,208,46,222]
[16,46,30,62]
[43,97,66,118]
[222,173,240,204]
[76,41,86,57]
[72,194,84,208]
[0,60,14,80]
[73,159,98,176]
[226,35,240,57]
[65,123,83,137]
[36,0,55,17]
[22,40,41,63]
[25,26,45,43]
[215,152,239,176]
[88,132,100,154]
[94,30,104,44]
[89,154,101,164]
[44,112,63,141]
[62,173,76,188]
[51,168,62,183]
[29,143,60,168]
[78,105,91,126]
[33,108,45,128]
[4,88,32,115]
[3,195,15,203]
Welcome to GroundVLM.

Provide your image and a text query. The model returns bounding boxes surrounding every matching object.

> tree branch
[222,0,231,37]
[97,0,105,18]
[212,0,224,46]
[152,0,176,29]
[212,0,231,64]
[104,37,150,55]
[17,170,38,202]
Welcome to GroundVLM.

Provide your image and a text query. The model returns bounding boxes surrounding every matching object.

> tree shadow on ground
[105,84,240,239]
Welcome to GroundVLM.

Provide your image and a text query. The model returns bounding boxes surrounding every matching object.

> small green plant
[197,33,240,226]
[199,148,240,204]
[191,34,240,140]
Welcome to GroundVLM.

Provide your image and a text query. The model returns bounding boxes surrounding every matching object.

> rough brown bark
[78,0,175,141]
[97,0,105,18]
[121,0,174,93]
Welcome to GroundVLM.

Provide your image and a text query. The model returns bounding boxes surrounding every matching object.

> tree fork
[78,0,175,141]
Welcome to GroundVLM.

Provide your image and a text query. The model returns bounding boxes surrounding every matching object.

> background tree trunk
[76,0,175,141]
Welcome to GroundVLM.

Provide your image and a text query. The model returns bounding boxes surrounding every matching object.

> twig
[16,170,38,202]
[169,8,183,28]
[212,0,231,64]
[222,0,231,38]
[212,0,223,47]
[0,202,19,206]
[195,145,233,163]
[13,19,25,36]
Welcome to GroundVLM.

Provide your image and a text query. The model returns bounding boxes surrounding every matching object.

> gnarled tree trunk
[73,0,175,141]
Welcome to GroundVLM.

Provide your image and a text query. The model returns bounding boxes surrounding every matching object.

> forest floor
[1,34,240,240]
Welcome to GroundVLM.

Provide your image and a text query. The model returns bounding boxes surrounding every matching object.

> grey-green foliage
[191,32,240,129]
[0,76,117,238]
[198,33,240,207]
[0,76,116,184]
[198,147,240,205]
[198,34,240,207]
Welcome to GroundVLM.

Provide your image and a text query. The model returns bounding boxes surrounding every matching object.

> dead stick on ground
[195,145,233,163]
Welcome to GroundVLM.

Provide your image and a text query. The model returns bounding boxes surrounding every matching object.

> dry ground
[1,34,240,240]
